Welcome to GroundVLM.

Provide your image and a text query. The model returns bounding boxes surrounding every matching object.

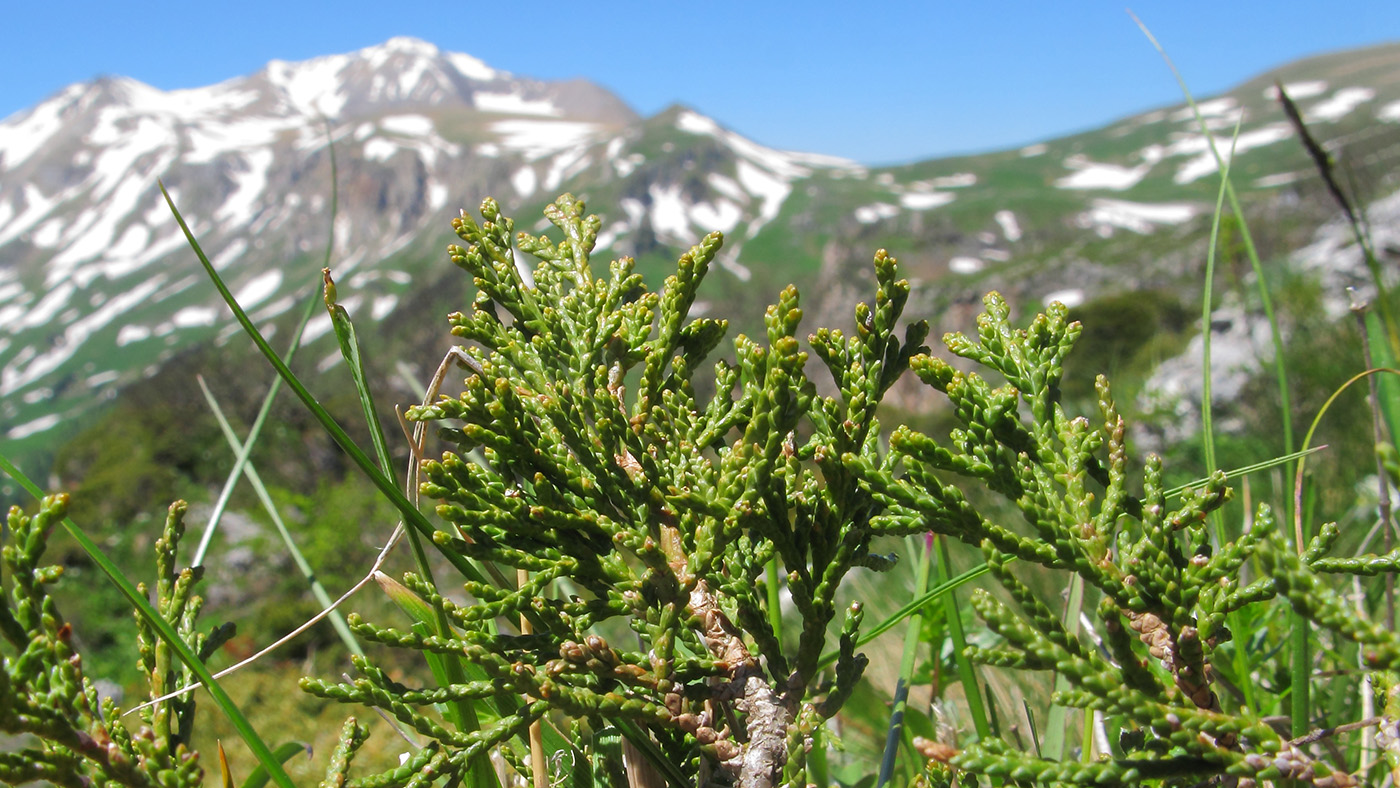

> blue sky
[2,2,1397,164]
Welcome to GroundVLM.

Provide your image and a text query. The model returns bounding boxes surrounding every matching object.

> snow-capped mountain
[2,36,1399,461]
[0,37,640,443]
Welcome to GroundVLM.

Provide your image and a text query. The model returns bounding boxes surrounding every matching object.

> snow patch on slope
[364,138,399,160]
[491,120,602,160]
[675,109,861,240]
[171,306,219,328]
[690,200,743,234]
[90,228,190,286]
[216,149,275,225]
[1265,81,1328,100]
[357,37,462,104]
[474,92,562,117]
[0,84,84,170]
[266,53,351,116]
[185,116,298,162]
[15,282,75,330]
[948,256,984,274]
[734,160,791,239]
[1171,97,1236,122]
[543,147,592,191]
[855,203,900,224]
[115,325,151,346]
[1056,155,1151,190]
[0,184,71,247]
[1044,288,1085,308]
[3,275,167,396]
[361,129,460,168]
[648,184,698,245]
[108,224,151,258]
[1076,199,1196,237]
[1307,87,1375,122]
[1170,124,1291,184]
[380,114,435,135]
[995,210,1021,242]
[706,173,745,203]
[676,110,848,181]
[448,52,498,81]
[8,414,61,440]
[1254,172,1302,188]
[233,269,283,308]
[371,295,399,320]
[899,192,954,210]
[605,136,646,177]
[249,296,296,323]
[300,313,334,346]
[513,166,537,197]
[929,173,976,188]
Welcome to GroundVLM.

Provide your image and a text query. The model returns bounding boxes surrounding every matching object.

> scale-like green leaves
[300,195,930,785]
[0,495,250,788]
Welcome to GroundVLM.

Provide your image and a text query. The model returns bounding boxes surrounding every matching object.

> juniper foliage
[279,196,1400,787]
[858,293,1400,786]
[0,496,229,788]
[9,193,1400,788]
[301,194,932,787]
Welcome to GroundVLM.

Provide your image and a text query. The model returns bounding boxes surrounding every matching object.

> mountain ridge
[1,36,1398,478]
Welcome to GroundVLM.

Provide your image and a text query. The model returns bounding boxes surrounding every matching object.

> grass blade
[1130,11,1297,514]
[158,181,490,587]
[198,376,363,658]
[192,394,264,567]
[935,534,991,741]
[192,283,321,568]
[322,269,394,476]
[1194,105,1243,508]
[1041,574,1085,761]
[1023,699,1043,758]
[0,453,296,788]
[320,270,437,583]
[192,118,342,568]
[219,741,234,788]
[1361,310,1399,632]
[1162,446,1326,499]
[876,535,932,788]
[162,179,510,784]
[613,719,690,788]
[1295,368,1400,504]
[1290,364,1400,740]
[819,561,992,671]
[1368,311,1400,467]
[239,742,310,788]
[320,271,499,787]
[1133,9,1300,731]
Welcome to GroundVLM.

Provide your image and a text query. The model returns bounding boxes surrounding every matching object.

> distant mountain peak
[372,35,444,57]
[260,39,481,118]
[246,37,632,123]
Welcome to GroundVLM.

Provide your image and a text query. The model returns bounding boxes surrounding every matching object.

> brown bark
[689,579,792,788]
